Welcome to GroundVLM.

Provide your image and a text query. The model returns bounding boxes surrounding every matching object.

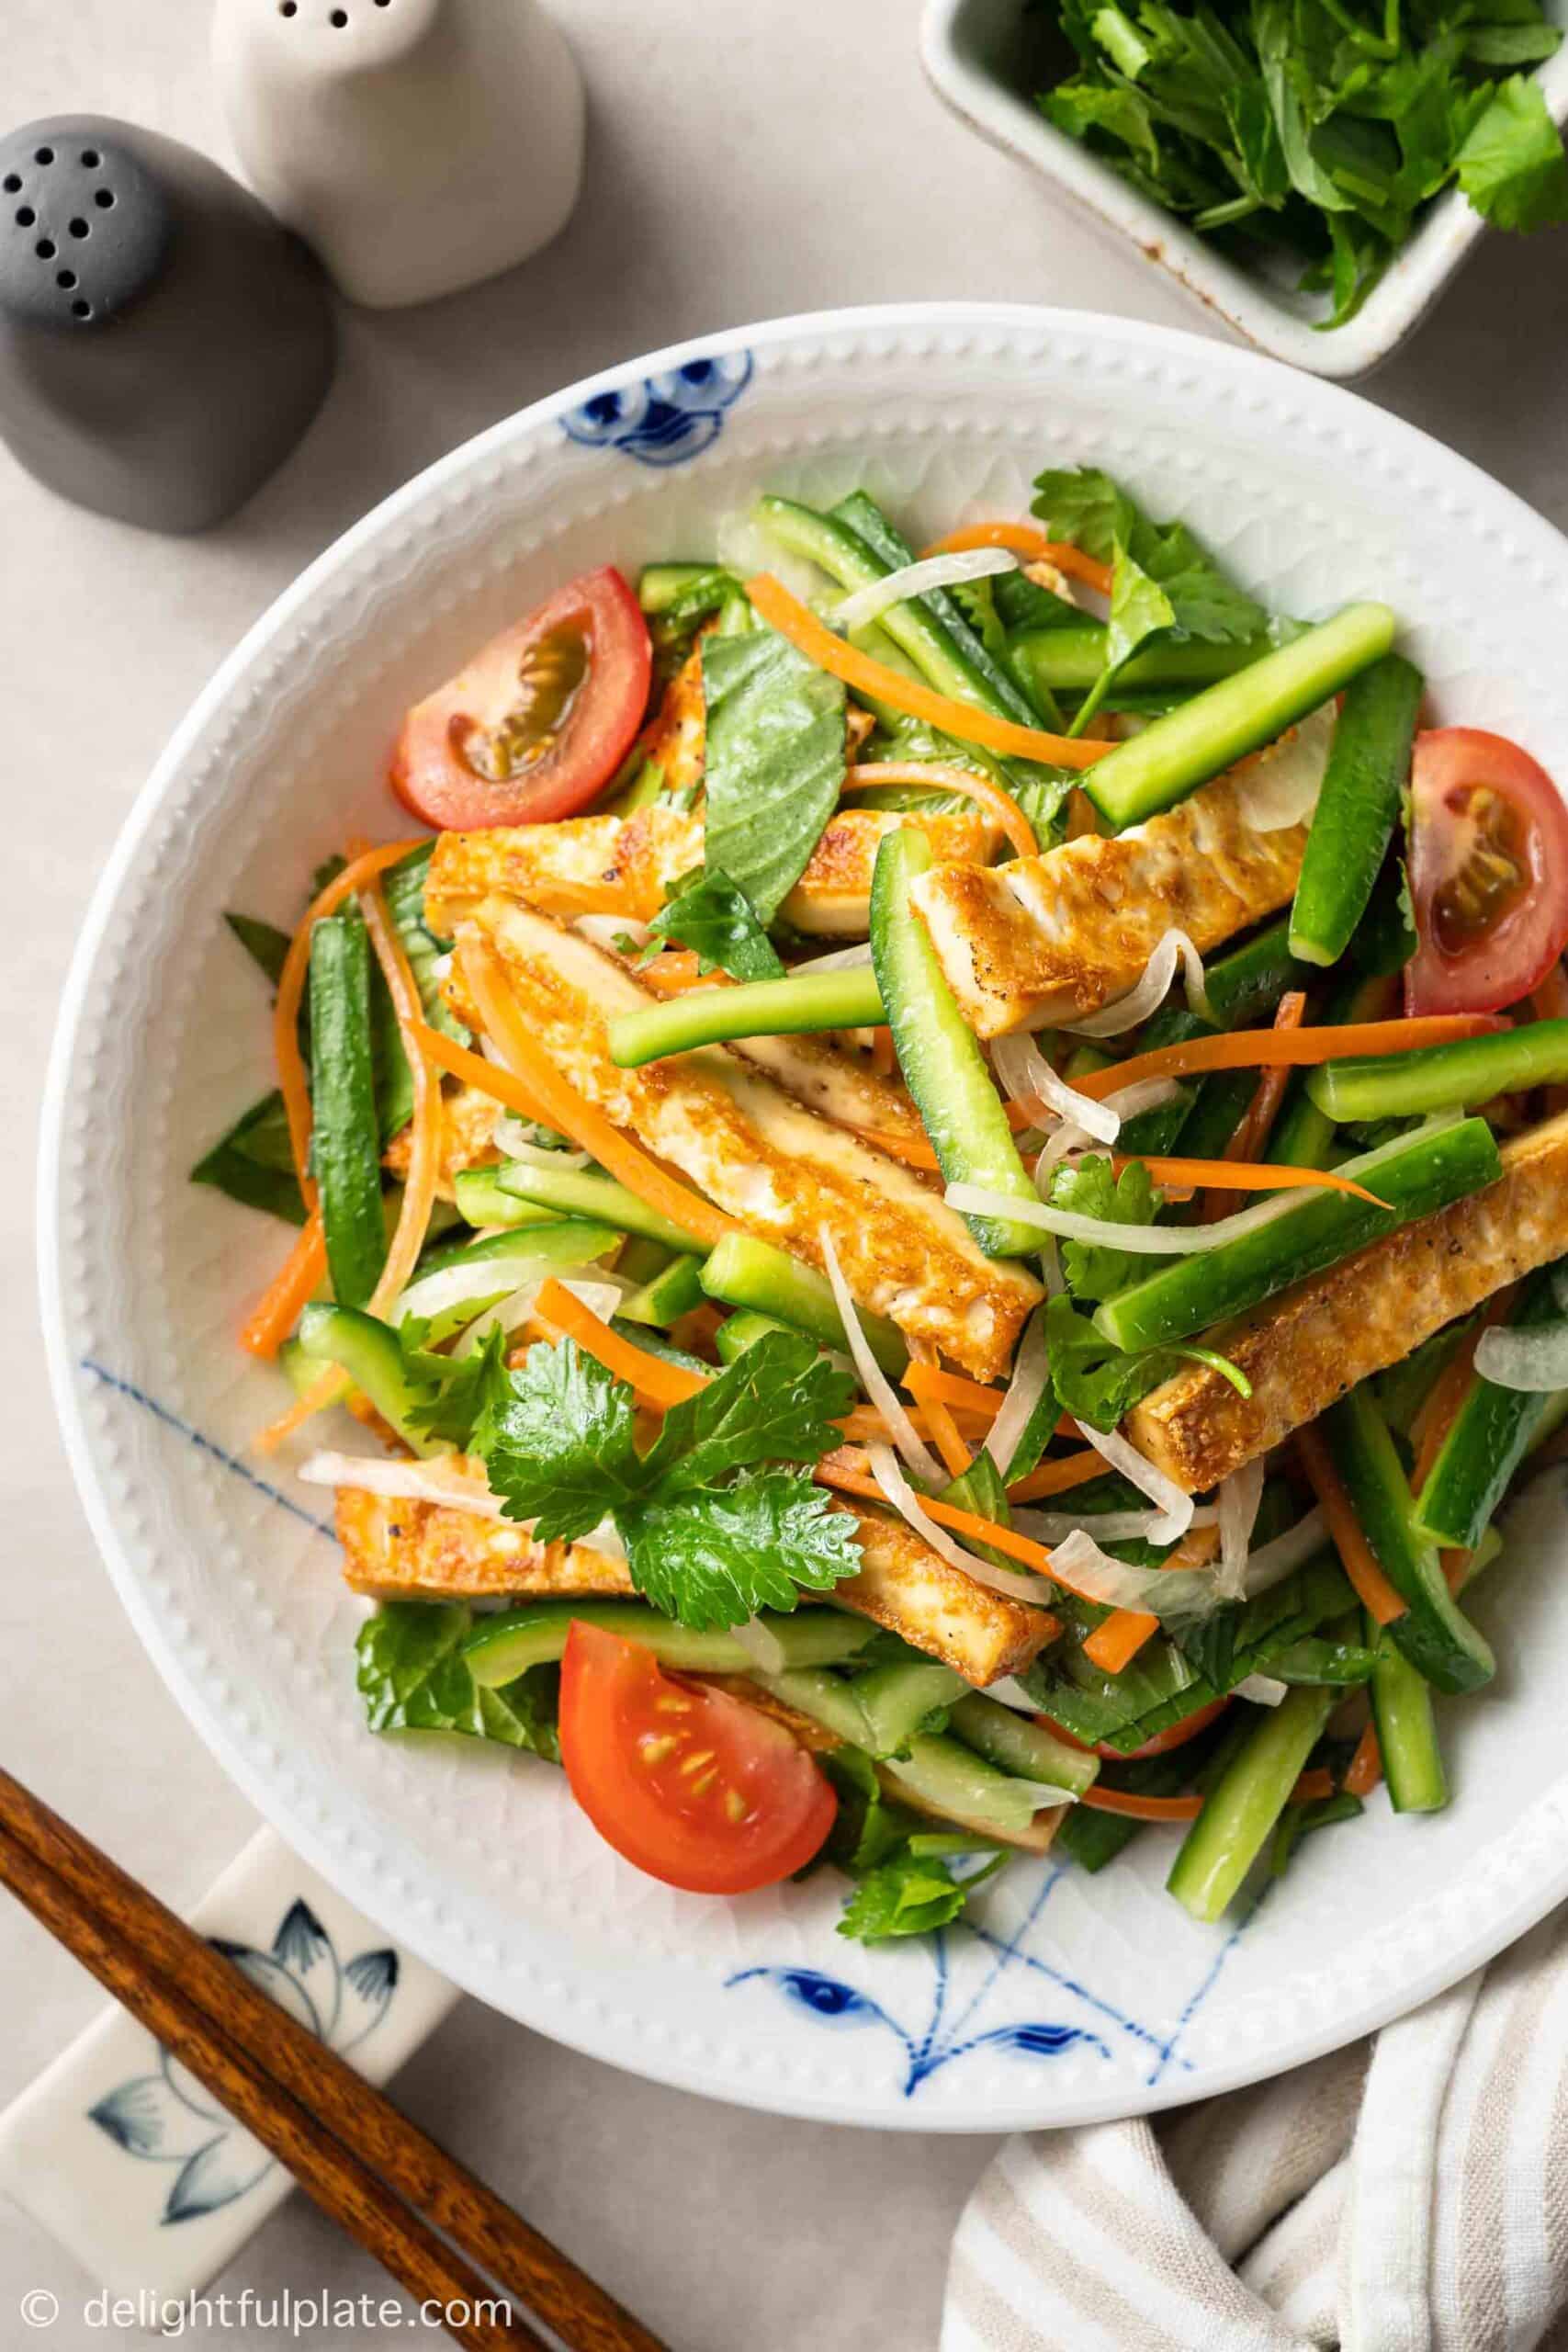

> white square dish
[921,0,1568,379]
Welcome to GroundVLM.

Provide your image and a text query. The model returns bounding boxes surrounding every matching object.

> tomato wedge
[1405,729,1568,1016]
[1036,1696,1228,1763]
[558,1623,837,1894]
[390,567,651,831]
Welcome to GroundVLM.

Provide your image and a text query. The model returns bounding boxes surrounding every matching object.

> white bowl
[921,0,1568,379]
[40,303,1568,2130]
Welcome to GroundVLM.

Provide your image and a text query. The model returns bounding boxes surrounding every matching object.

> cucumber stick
[1096,1116,1501,1354]
[309,916,387,1308]
[463,1601,875,1688]
[608,965,884,1068]
[1011,625,1269,699]
[1288,653,1423,967]
[1368,1623,1448,1814]
[495,1159,704,1251]
[713,1307,795,1364]
[1081,603,1397,832]
[1308,1019,1568,1124]
[1411,1267,1562,1550]
[870,826,1041,1258]
[948,1691,1100,1797]
[1168,1686,1337,1922]
[451,1168,562,1230]
[1323,1385,1494,1695]
[297,1304,437,1454]
[701,1232,907,1374]
[618,1253,707,1329]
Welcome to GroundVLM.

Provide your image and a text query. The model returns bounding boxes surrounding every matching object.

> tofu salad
[197,469,1568,1940]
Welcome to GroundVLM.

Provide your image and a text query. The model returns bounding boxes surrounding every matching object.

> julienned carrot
[1409,1284,1517,1493]
[1083,1611,1160,1674]
[255,880,445,1453]
[870,1027,896,1080]
[905,1363,1004,1419]
[916,1386,974,1479]
[1294,1424,1408,1627]
[921,522,1115,600]
[1345,1723,1382,1796]
[535,1277,707,1407]
[271,837,428,1205]
[637,953,720,999]
[240,1210,327,1359]
[842,763,1038,862]
[1080,1787,1203,1821]
[1111,1156,1391,1207]
[428,945,737,1250]
[1007,1451,1107,1502]
[1071,1013,1503,1102]
[1203,989,1306,1219]
[743,574,1111,773]
[1292,1767,1337,1804]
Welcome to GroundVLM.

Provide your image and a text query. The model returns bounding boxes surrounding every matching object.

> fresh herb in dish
[1029,0,1568,325]
[197,467,1568,1942]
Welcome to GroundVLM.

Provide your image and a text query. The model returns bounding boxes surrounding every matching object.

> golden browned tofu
[336,1487,632,1600]
[835,1504,1057,1684]
[336,1486,1051,1686]
[424,802,998,938]
[382,1080,499,1200]
[1127,1110,1568,1493]
[639,643,707,796]
[907,710,1333,1037]
[461,899,1040,1377]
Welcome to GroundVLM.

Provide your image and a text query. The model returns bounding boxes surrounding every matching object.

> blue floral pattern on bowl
[87,1899,397,2224]
[561,352,753,467]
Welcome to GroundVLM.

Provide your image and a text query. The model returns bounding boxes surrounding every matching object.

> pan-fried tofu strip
[1126,1109,1568,1494]
[639,643,707,795]
[423,801,999,938]
[382,1079,500,1199]
[458,898,1039,1378]
[336,1487,1053,1685]
[907,707,1333,1037]
[336,1487,632,1600]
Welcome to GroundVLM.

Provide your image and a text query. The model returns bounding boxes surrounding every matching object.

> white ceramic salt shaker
[211,0,584,310]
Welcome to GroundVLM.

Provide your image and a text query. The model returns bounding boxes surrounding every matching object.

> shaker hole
[16,207,36,227]
[94,188,114,209]
[36,239,56,260]
[68,218,88,238]
[33,147,54,167]
[71,299,91,318]
[55,268,76,288]
[2,175,19,195]
[331,7,349,21]
[81,150,100,168]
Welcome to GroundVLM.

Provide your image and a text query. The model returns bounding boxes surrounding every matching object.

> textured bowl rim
[39,300,1568,2131]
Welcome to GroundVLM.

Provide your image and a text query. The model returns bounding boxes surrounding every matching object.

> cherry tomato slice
[1035,1696,1229,1763]
[1405,729,1568,1016]
[558,1623,837,1894]
[390,567,651,831]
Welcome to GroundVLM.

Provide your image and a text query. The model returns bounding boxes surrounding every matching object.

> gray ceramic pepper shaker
[0,117,334,533]
[212,0,584,310]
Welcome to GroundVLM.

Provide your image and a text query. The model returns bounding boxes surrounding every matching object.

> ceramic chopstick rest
[212,0,585,311]
[0,118,334,534]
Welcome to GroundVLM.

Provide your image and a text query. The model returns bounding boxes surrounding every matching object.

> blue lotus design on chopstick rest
[86,1899,396,2223]
[562,351,753,466]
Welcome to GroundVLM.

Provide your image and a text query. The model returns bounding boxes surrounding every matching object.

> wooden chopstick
[0,1764,668,2352]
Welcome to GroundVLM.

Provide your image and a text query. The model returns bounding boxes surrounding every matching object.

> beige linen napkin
[944,1906,1568,2351]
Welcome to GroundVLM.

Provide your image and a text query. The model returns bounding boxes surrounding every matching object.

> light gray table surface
[6,4,1568,2346]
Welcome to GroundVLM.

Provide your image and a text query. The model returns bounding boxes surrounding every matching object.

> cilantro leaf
[225,910,292,989]
[1457,73,1568,229]
[641,1329,854,1491]
[402,1328,510,1451]
[476,1338,641,1542]
[702,628,846,924]
[817,1747,920,1877]
[356,1602,560,1759]
[1049,1152,1161,1301]
[837,1849,1001,1942]
[619,1470,862,1629]
[1044,1294,1171,1432]
[643,865,785,982]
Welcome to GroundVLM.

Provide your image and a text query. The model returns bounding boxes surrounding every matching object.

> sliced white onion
[1014,1507,1175,1544]
[788,942,875,975]
[1217,1457,1266,1601]
[1040,1237,1066,1298]
[1474,1318,1568,1393]
[732,1616,790,1675]
[993,1032,1121,1146]
[491,1114,590,1170]
[395,1250,609,1325]
[1104,1077,1189,1124]
[456,1275,626,1356]
[1239,1505,1328,1596]
[298,1451,512,1520]
[721,507,820,603]
[1232,705,1335,833]
[1064,929,1212,1039]
[818,1228,944,1486]
[985,1308,1050,1477]
[834,548,1017,635]
[981,1674,1044,1713]
[575,912,652,953]
[1234,1674,1288,1707]
[1073,1419,1193,1544]
[866,1443,1053,1607]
